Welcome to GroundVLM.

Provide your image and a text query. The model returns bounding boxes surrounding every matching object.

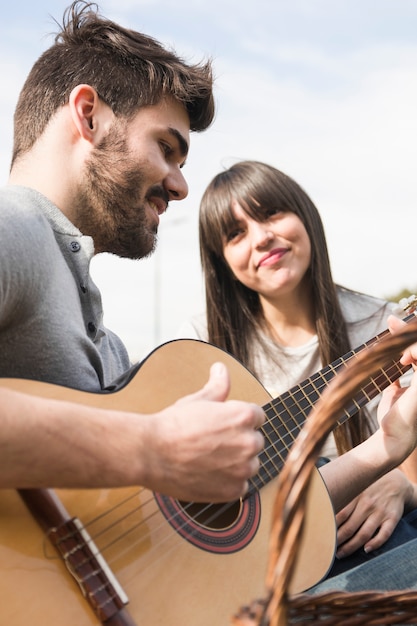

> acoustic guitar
[0,301,415,625]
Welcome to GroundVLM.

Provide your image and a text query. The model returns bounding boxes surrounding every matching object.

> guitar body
[0,339,336,625]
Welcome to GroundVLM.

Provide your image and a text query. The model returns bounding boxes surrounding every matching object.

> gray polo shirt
[0,185,131,391]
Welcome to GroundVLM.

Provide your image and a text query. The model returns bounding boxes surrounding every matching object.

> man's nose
[164,167,188,201]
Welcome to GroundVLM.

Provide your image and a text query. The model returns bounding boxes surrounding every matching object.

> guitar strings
[50,486,250,575]
[95,493,244,562]
[49,353,407,579]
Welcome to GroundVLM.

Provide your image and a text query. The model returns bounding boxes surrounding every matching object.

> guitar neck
[250,314,415,493]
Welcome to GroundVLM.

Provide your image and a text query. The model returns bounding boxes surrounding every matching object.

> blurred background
[1,0,416,362]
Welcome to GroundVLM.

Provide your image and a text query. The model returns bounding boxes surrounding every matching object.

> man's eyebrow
[168,127,189,158]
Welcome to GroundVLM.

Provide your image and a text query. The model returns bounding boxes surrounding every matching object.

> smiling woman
[222,200,312,309]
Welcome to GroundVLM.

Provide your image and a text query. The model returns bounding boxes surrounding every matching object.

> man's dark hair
[12,1,215,164]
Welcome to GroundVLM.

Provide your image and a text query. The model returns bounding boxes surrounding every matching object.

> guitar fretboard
[249,321,413,494]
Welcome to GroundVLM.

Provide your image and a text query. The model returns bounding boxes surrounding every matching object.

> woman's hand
[335,469,416,558]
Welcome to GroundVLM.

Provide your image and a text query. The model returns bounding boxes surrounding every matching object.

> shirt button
[88,322,96,333]
[70,241,81,252]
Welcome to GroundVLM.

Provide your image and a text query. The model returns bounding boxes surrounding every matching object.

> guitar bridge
[48,517,129,622]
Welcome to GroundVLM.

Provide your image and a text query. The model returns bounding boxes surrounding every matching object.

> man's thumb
[202,362,231,402]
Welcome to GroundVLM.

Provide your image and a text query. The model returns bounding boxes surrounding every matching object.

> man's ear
[68,84,100,142]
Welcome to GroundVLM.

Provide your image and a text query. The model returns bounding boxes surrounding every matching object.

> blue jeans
[309,508,417,593]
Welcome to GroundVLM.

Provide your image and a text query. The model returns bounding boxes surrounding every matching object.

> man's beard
[73,122,157,259]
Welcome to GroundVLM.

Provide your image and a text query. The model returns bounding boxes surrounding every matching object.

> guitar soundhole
[154,492,261,554]
[177,499,241,530]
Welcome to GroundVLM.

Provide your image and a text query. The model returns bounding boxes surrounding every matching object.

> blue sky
[1,1,416,360]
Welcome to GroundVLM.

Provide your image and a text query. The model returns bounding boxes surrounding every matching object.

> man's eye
[161,142,173,156]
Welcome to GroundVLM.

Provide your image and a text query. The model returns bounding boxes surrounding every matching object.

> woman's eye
[265,207,281,218]
[226,227,243,242]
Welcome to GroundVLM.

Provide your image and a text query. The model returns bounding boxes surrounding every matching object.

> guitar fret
[256,404,293,486]
[337,360,410,427]
[298,382,320,405]
[289,389,315,414]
